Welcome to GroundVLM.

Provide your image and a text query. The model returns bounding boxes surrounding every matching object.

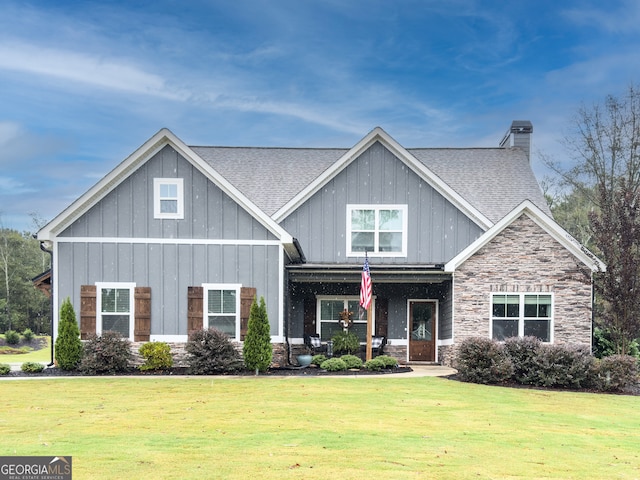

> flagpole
[366,303,373,361]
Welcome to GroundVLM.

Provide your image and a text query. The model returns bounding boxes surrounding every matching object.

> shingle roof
[191,142,550,225]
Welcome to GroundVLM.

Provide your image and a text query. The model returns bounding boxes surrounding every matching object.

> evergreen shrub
[139,342,173,371]
[455,337,514,384]
[532,344,594,388]
[364,357,385,371]
[79,331,132,374]
[54,297,83,370]
[21,362,44,373]
[243,296,272,374]
[593,354,639,392]
[340,354,363,369]
[4,330,20,345]
[320,357,347,372]
[0,364,10,375]
[22,328,35,341]
[186,328,243,374]
[503,336,542,384]
[375,355,398,368]
[331,331,360,355]
[311,354,327,366]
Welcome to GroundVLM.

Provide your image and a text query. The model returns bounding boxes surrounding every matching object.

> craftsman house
[37,121,603,366]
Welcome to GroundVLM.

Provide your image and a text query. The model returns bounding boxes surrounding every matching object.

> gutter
[38,240,55,367]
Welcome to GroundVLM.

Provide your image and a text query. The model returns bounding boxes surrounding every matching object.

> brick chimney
[499,120,533,161]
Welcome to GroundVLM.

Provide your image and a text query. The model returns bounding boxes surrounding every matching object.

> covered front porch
[285,263,453,364]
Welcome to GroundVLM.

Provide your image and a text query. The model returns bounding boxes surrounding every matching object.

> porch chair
[371,336,386,357]
[304,334,326,354]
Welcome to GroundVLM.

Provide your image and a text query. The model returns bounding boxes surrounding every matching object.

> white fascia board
[444,200,606,273]
[272,127,493,230]
[37,128,294,246]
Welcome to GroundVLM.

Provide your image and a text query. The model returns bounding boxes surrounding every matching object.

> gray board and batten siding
[279,141,485,264]
[55,145,282,337]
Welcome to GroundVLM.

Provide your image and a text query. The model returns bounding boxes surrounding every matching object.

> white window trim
[96,282,136,340]
[316,295,376,342]
[203,283,242,341]
[489,292,554,343]
[154,178,184,219]
[346,204,408,257]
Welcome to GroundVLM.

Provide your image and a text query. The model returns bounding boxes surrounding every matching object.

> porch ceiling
[286,263,448,284]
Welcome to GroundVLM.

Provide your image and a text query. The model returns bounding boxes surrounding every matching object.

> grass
[0,335,51,364]
[1,376,638,479]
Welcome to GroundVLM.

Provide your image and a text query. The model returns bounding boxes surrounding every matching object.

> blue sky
[1,0,639,232]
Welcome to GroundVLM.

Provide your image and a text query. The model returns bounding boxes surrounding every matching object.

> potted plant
[296,346,313,367]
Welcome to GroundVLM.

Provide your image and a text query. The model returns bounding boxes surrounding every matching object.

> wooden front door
[409,301,436,362]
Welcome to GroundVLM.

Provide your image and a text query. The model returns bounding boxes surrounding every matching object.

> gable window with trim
[347,205,407,256]
[154,178,184,219]
[97,283,135,339]
[318,297,369,342]
[204,284,241,339]
[491,293,552,342]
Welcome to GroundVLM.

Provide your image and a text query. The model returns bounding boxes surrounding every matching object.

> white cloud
[0,41,189,100]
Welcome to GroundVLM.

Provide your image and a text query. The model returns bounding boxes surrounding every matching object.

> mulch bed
[4,365,413,378]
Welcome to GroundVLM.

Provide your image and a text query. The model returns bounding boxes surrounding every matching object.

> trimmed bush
[455,337,514,384]
[139,342,173,371]
[0,364,10,375]
[331,331,360,355]
[364,357,385,371]
[21,362,44,373]
[243,296,272,374]
[503,336,542,385]
[320,357,347,372]
[594,355,639,392]
[79,331,132,375]
[186,328,243,375]
[22,328,35,342]
[4,330,20,345]
[55,297,83,370]
[532,344,594,389]
[340,354,363,369]
[311,354,327,366]
[375,355,399,368]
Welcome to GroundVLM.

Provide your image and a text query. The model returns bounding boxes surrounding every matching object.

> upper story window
[203,284,241,340]
[154,178,184,219]
[491,293,553,342]
[96,282,135,340]
[347,205,407,257]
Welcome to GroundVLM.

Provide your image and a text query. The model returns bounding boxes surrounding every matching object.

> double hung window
[154,178,184,219]
[347,205,407,256]
[97,283,135,339]
[491,293,552,342]
[204,284,241,339]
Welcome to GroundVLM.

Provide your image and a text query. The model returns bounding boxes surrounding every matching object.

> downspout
[39,240,55,367]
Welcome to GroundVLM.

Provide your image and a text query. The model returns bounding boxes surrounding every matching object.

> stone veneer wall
[130,342,289,368]
[446,214,593,367]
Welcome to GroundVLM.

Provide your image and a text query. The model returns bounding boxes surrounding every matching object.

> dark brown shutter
[375,297,388,337]
[134,287,151,341]
[80,285,97,340]
[240,287,257,340]
[303,297,316,335]
[187,286,204,336]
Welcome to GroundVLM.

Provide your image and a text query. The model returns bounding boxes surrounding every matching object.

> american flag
[359,254,372,310]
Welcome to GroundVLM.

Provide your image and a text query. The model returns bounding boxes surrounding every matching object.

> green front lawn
[0,335,51,364]
[1,376,638,479]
